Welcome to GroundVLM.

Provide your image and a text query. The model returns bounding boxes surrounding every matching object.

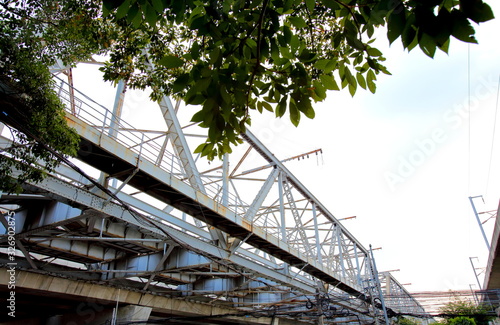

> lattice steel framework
[0,63,429,324]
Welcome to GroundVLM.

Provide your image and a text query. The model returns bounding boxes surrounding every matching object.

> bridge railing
[54,78,249,219]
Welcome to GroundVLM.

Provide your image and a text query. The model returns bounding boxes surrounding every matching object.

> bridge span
[0,64,427,324]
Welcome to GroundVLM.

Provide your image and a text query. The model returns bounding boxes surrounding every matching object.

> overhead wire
[485,74,500,197]
[468,43,472,196]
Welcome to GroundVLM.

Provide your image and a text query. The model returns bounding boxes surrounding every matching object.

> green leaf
[276,97,287,117]
[290,34,300,54]
[348,83,356,97]
[257,101,263,113]
[191,109,208,123]
[270,38,280,61]
[314,59,337,73]
[418,32,437,58]
[345,32,365,51]
[320,0,340,10]
[158,55,184,68]
[451,11,478,43]
[439,38,450,54]
[297,98,315,119]
[319,74,339,90]
[298,48,316,63]
[312,79,327,99]
[130,4,142,28]
[280,46,293,59]
[305,0,315,12]
[366,47,383,57]
[367,70,377,94]
[344,67,356,88]
[186,95,205,105]
[102,0,125,11]
[191,41,200,60]
[116,0,131,19]
[356,72,366,90]
[289,16,308,29]
[387,4,406,44]
[144,3,158,27]
[289,100,300,126]
[460,0,495,23]
[172,73,190,93]
[220,85,232,106]
[283,25,292,44]
[210,47,221,65]
[262,101,273,112]
[151,0,164,13]
[402,20,417,49]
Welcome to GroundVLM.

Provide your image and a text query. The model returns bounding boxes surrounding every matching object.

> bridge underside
[0,270,285,325]
[0,180,369,324]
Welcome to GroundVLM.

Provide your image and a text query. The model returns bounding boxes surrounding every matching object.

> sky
[246,3,500,294]
[68,2,500,299]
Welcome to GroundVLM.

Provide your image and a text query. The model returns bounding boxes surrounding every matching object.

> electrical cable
[467,43,472,196]
[485,74,500,197]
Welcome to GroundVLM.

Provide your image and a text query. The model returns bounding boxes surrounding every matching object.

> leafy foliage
[439,299,495,325]
[0,0,496,172]
[101,0,494,160]
[0,0,111,192]
[395,316,420,325]
[448,317,477,325]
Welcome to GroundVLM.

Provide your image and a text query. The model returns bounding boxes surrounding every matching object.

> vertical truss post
[222,154,229,207]
[368,245,390,325]
[354,243,362,285]
[384,273,391,296]
[336,225,346,279]
[67,68,77,115]
[312,203,322,264]
[278,171,287,243]
[95,80,127,192]
[109,80,126,139]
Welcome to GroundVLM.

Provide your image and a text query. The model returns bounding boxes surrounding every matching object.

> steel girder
[0,68,427,323]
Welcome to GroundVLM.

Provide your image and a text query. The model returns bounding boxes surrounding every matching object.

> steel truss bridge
[0,63,428,324]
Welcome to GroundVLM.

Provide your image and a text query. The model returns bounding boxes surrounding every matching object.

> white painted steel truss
[0,64,428,324]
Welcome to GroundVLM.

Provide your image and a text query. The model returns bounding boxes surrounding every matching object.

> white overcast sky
[248,2,500,293]
[70,2,500,295]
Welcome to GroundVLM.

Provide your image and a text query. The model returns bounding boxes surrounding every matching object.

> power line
[485,74,500,197]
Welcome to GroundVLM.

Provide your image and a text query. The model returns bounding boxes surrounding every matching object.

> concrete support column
[116,305,152,322]
[45,304,152,325]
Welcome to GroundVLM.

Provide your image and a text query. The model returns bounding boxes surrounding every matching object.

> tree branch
[245,0,270,116]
